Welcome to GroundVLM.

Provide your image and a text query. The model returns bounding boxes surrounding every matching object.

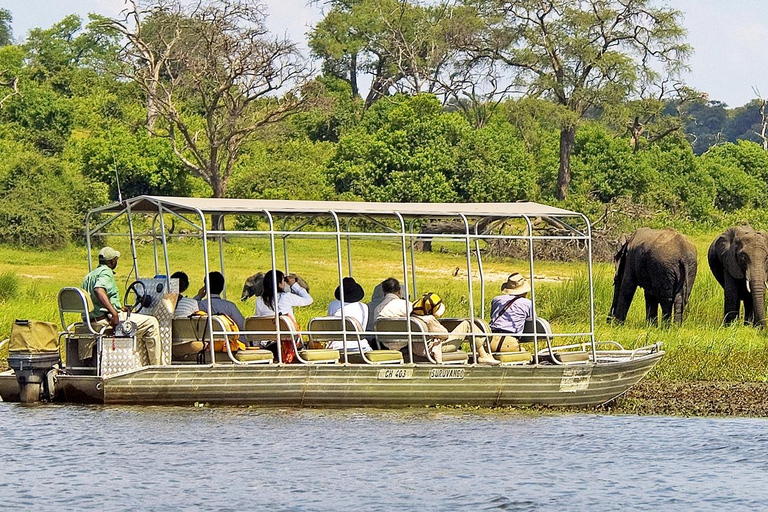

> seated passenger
[328,277,368,329]
[488,273,533,352]
[373,277,411,319]
[326,277,371,353]
[255,269,313,321]
[194,271,246,330]
[411,292,498,365]
[171,271,199,318]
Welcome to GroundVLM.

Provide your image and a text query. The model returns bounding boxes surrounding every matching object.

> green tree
[0,8,11,47]
[0,144,107,248]
[468,0,690,199]
[329,94,464,202]
[108,0,311,199]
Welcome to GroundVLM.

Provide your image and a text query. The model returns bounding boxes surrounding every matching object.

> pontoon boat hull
[1,351,663,407]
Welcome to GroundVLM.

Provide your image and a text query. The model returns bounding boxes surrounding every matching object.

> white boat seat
[308,316,403,364]
[374,317,468,364]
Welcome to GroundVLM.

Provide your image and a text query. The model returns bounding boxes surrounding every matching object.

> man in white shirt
[373,277,411,319]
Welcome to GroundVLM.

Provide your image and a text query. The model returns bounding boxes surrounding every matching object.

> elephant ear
[721,230,745,279]
[614,235,629,262]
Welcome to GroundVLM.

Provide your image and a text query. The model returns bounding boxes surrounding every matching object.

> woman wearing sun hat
[489,272,533,352]
[327,276,368,329]
[411,292,498,364]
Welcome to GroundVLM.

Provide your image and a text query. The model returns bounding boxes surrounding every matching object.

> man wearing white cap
[488,272,533,352]
[81,247,163,365]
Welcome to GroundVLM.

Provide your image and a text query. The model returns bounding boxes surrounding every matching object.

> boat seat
[308,316,403,364]
[172,317,273,364]
[517,317,554,344]
[374,317,469,364]
[538,351,591,365]
[58,287,117,373]
[245,316,339,364]
[495,351,533,365]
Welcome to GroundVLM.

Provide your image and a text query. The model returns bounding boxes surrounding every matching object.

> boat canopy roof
[91,195,582,218]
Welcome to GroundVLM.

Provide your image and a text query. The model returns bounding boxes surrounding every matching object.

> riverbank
[600,380,768,417]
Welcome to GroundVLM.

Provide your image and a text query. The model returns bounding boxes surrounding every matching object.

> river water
[1,404,767,510]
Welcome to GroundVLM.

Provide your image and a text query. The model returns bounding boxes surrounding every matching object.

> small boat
[0,196,662,406]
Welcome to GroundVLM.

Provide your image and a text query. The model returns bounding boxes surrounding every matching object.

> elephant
[708,226,768,326]
[240,272,309,301]
[608,227,698,326]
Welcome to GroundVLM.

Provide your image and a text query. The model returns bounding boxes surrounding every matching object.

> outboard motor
[7,319,60,403]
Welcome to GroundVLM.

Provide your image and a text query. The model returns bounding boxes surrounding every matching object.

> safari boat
[0,196,663,406]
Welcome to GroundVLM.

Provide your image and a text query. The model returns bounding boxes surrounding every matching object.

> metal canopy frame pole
[408,219,418,298]
[345,217,353,277]
[474,222,486,319]
[582,212,597,360]
[194,206,216,365]
[85,211,94,272]
[395,212,413,364]
[218,224,226,300]
[523,214,540,364]
[125,203,139,280]
[157,207,171,281]
[265,210,282,364]
[331,211,348,364]
[151,214,160,276]
[460,214,478,363]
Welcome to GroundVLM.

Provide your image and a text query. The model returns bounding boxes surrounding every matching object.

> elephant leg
[644,291,659,326]
[660,297,675,326]
[723,276,741,325]
[613,278,638,323]
[673,293,684,325]
[744,291,755,325]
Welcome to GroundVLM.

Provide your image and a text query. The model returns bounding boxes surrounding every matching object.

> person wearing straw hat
[489,272,533,352]
[411,292,499,365]
[327,277,369,331]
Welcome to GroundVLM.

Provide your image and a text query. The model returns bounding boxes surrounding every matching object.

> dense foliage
[0,4,767,248]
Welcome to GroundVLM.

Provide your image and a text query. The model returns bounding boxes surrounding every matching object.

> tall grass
[1,234,768,382]
[0,272,20,301]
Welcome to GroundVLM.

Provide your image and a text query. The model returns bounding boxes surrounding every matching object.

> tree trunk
[557,126,576,201]
[210,174,226,231]
[350,53,359,98]
[146,91,159,133]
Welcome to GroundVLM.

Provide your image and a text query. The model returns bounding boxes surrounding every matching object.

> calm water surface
[1,404,768,510]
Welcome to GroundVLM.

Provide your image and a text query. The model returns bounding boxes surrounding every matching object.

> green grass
[2,231,767,382]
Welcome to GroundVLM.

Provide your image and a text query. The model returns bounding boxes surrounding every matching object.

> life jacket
[189,311,245,353]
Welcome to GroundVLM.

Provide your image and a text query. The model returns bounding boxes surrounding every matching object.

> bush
[0,150,103,248]
[0,272,20,301]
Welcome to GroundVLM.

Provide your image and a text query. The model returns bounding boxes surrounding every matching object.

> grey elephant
[708,226,768,326]
[240,272,309,301]
[608,227,698,325]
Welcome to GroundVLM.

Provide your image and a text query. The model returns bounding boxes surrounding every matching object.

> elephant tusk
[747,280,751,293]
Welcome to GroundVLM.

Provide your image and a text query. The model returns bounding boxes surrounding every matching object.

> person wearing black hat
[327,277,368,330]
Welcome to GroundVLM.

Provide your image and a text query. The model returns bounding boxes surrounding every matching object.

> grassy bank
[1,231,767,383]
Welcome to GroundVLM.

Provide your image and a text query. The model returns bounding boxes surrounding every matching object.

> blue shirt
[197,294,246,330]
[489,295,532,333]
